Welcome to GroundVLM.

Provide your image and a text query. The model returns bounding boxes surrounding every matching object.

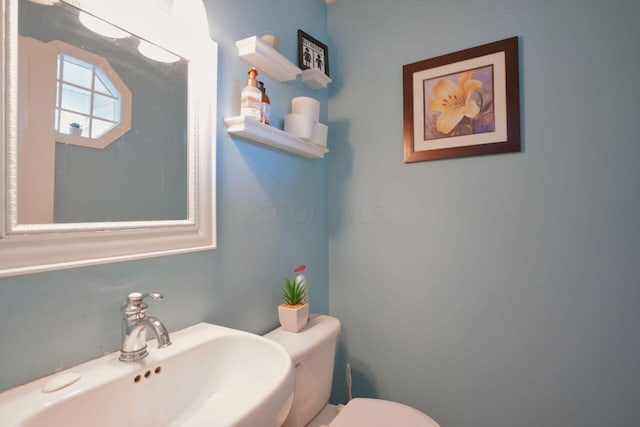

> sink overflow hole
[144,370,151,378]
[134,375,141,383]
[155,366,162,374]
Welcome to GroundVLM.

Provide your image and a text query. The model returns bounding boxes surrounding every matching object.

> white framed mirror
[0,0,217,277]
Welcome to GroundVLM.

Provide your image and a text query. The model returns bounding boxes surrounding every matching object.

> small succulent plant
[280,277,307,306]
[69,122,81,128]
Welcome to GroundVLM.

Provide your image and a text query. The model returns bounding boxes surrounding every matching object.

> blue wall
[327,0,640,426]
[0,0,329,392]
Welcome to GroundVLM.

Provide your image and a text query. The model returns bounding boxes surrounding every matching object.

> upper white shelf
[236,36,301,82]
[224,116,328,159]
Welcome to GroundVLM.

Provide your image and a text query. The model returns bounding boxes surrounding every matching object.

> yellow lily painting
[424,65,495,140]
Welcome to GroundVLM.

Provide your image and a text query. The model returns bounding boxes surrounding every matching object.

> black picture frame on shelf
[298,30,330,77]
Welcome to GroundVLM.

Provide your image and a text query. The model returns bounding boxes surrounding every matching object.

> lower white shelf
[301,68,332,89]
[224,116,328,159]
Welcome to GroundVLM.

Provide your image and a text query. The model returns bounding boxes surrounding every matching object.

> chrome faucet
[120,292,171,362]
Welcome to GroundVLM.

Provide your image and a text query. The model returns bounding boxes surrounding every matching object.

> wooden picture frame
[403,37,520,163]
[298,29,330,77]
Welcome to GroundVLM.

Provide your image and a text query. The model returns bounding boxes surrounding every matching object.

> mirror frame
[0,0,217,277]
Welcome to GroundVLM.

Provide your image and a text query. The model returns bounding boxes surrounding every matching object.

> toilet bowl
[265,314,440,427]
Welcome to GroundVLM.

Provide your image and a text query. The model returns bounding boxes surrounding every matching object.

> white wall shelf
[224,116,328,159]
[235,36,331,89]
[236,36,301,82]
[301,68,332,89]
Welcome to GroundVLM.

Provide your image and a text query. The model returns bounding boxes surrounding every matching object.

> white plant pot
[70,127,82,136]
[278,303,309,332]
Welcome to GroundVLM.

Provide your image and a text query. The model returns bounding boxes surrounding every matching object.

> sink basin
[0,323,295,426]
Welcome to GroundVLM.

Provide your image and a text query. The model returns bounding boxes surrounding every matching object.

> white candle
[261,32,279,50]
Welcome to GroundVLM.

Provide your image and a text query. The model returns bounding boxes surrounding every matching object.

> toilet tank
[265,314,341,427]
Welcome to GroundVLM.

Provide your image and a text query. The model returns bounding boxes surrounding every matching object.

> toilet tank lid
[264,314,341,363]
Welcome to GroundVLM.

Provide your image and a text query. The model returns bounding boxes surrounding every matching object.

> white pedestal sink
[0,323,295,426]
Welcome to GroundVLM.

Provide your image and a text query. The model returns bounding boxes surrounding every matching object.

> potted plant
[278,276,309,332]
[69,122,82,136]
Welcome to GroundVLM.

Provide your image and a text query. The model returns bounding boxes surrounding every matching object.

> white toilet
[265,314,440,427]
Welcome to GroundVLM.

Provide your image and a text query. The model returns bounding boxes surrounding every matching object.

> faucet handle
[121,292,164,316]
[127,292,164,303]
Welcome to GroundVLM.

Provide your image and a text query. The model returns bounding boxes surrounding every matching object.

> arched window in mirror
[49,40,132,149]
[56,54,121,139]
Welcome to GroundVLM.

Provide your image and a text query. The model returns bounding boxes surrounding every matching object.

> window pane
[93,93,116,121]
[91,118,116,138]
[59,111,89,136]
[96,68,120,98]
[94,73,112,95]
[54,52,126,142]
[61,83,91,114]
[61,58,93,89]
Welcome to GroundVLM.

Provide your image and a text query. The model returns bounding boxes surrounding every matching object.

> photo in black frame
[298,30,330,77]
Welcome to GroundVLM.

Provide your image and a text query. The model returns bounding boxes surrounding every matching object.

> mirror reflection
[18,0,189,224]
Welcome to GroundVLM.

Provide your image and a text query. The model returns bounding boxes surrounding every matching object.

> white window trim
[49,39,132,149]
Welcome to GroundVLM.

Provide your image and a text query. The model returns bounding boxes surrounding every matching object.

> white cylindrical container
[261,32,279,50]
[311,123,328,148]
[291,97,320,123]
[284,114,314,141]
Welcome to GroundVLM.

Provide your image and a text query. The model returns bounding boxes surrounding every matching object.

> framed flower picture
[298,30,329,77]
[403,37,520,163]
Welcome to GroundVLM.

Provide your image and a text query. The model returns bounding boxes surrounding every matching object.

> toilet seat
[329,398,440,427]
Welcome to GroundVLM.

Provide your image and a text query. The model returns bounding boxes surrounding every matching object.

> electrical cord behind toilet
[346,363,352,402]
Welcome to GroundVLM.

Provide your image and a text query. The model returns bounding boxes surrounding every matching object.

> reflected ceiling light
[79,12,129,39]
[26,0,60,5]
[137,41,180,63]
